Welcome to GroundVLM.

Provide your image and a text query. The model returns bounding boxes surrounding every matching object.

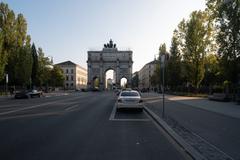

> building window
[66,69,68,73]
[66,75,69,81]
[66,83,69,87]
[71,75,74,81]
[71,69,74,74]
[71,83,73,87]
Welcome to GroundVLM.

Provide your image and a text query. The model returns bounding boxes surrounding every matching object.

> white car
[117,90,143,111]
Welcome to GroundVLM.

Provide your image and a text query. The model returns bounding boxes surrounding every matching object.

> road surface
[0,92,187,160]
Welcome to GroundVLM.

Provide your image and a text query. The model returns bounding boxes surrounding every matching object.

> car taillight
[118,99,122,103]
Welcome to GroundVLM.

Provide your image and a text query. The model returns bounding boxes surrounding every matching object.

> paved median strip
[144,106,206,160]
[109,103,150,121]
[144,105,234,160]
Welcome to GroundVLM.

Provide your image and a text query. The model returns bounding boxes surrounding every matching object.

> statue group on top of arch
[87,39,133,90]
[104,39,116,49]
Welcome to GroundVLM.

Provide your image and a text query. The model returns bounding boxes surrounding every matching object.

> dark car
[14,90,42,99]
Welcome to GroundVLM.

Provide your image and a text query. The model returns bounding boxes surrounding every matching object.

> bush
[212,85,224,93]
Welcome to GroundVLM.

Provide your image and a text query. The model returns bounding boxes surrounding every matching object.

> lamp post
[160,54,166,118]
[4,73,8,95]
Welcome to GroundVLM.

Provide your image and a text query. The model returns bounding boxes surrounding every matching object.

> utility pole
[161,55,165,118]
[5,74,8,95]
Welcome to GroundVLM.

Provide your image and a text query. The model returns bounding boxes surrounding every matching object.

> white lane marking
[109,103,117,120]
[65,104,79,111]
[0,96,81,116]
[0,111,63,121]
[146,99,161,104]
[110,118,150,122]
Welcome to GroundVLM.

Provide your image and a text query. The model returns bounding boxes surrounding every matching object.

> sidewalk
[142,92,240,119]
[166,95,240,119]
[143,92,240,159]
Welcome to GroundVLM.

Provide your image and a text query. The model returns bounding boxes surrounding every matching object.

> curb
[144,106,207,160]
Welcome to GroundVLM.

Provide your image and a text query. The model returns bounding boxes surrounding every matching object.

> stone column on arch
[87,63,92,90]
[116,59,120,88]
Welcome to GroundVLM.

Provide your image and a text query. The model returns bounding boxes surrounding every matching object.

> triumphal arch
[87,39,133,90]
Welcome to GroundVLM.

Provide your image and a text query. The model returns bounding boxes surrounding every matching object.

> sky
[2,0,206,72]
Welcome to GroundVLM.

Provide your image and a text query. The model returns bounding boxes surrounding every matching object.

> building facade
[56,61,87,90]
[138,60,159,91]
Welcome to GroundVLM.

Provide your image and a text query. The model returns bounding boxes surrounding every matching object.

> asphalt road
[0,92,187,160]
[145,97,240,160]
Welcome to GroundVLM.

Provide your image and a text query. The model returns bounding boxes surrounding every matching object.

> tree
[207,0,240,88]
[159,43,167,57]
[150,43,169,90]
[50,66,64,87]
[15,35,32,87]
[202,53,222,86]
[0,31,6,81]
[13,13,32,87]
[0,3,33,87]
[182,11,213,90]
[167,29,182,90]
[150,63,161,90]
[0,2,16,83]
[37,48,52,87]
[31,43,38,87]
[131,72,139,89]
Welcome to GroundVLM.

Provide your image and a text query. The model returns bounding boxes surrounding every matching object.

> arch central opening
[105,69,116,90]
[120,77,127,89]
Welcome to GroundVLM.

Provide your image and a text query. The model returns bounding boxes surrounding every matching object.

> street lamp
[5,73,8,95]
[160,54,166,118]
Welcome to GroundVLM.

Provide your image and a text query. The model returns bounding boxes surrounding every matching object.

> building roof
[55,61,76,66]
[146,60,160,65]
[55,61,87,71]
[138,60,160,74]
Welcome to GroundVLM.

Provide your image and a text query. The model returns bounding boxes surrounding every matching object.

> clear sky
[3,0,206,72]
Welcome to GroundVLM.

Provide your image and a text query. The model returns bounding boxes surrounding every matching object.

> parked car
[15,90,42,99]
[117,90,143,111]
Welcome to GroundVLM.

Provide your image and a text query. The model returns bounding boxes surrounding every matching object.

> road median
[144,105,234,160]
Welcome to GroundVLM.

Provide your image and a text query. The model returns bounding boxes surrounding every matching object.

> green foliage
[31,43,38,87]
[202,53,222,86]
[208,0,240,84]
[0,2,34,87]
[167,30,183,89]
[205,0,240,97]
[37,48,52,87]
[150,43,170,89]
[50,66,64,87]
[15,41,33,86]
[182,10,213,89]
[150,63,160,88]
[131,72,139,88]
[159,43,167,57]
[0,2,16,81]
[0,31,6,81]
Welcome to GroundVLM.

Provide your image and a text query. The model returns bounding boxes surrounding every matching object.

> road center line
[109,103,117,120]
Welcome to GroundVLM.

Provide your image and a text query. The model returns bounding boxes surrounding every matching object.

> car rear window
[121,92,139,97]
